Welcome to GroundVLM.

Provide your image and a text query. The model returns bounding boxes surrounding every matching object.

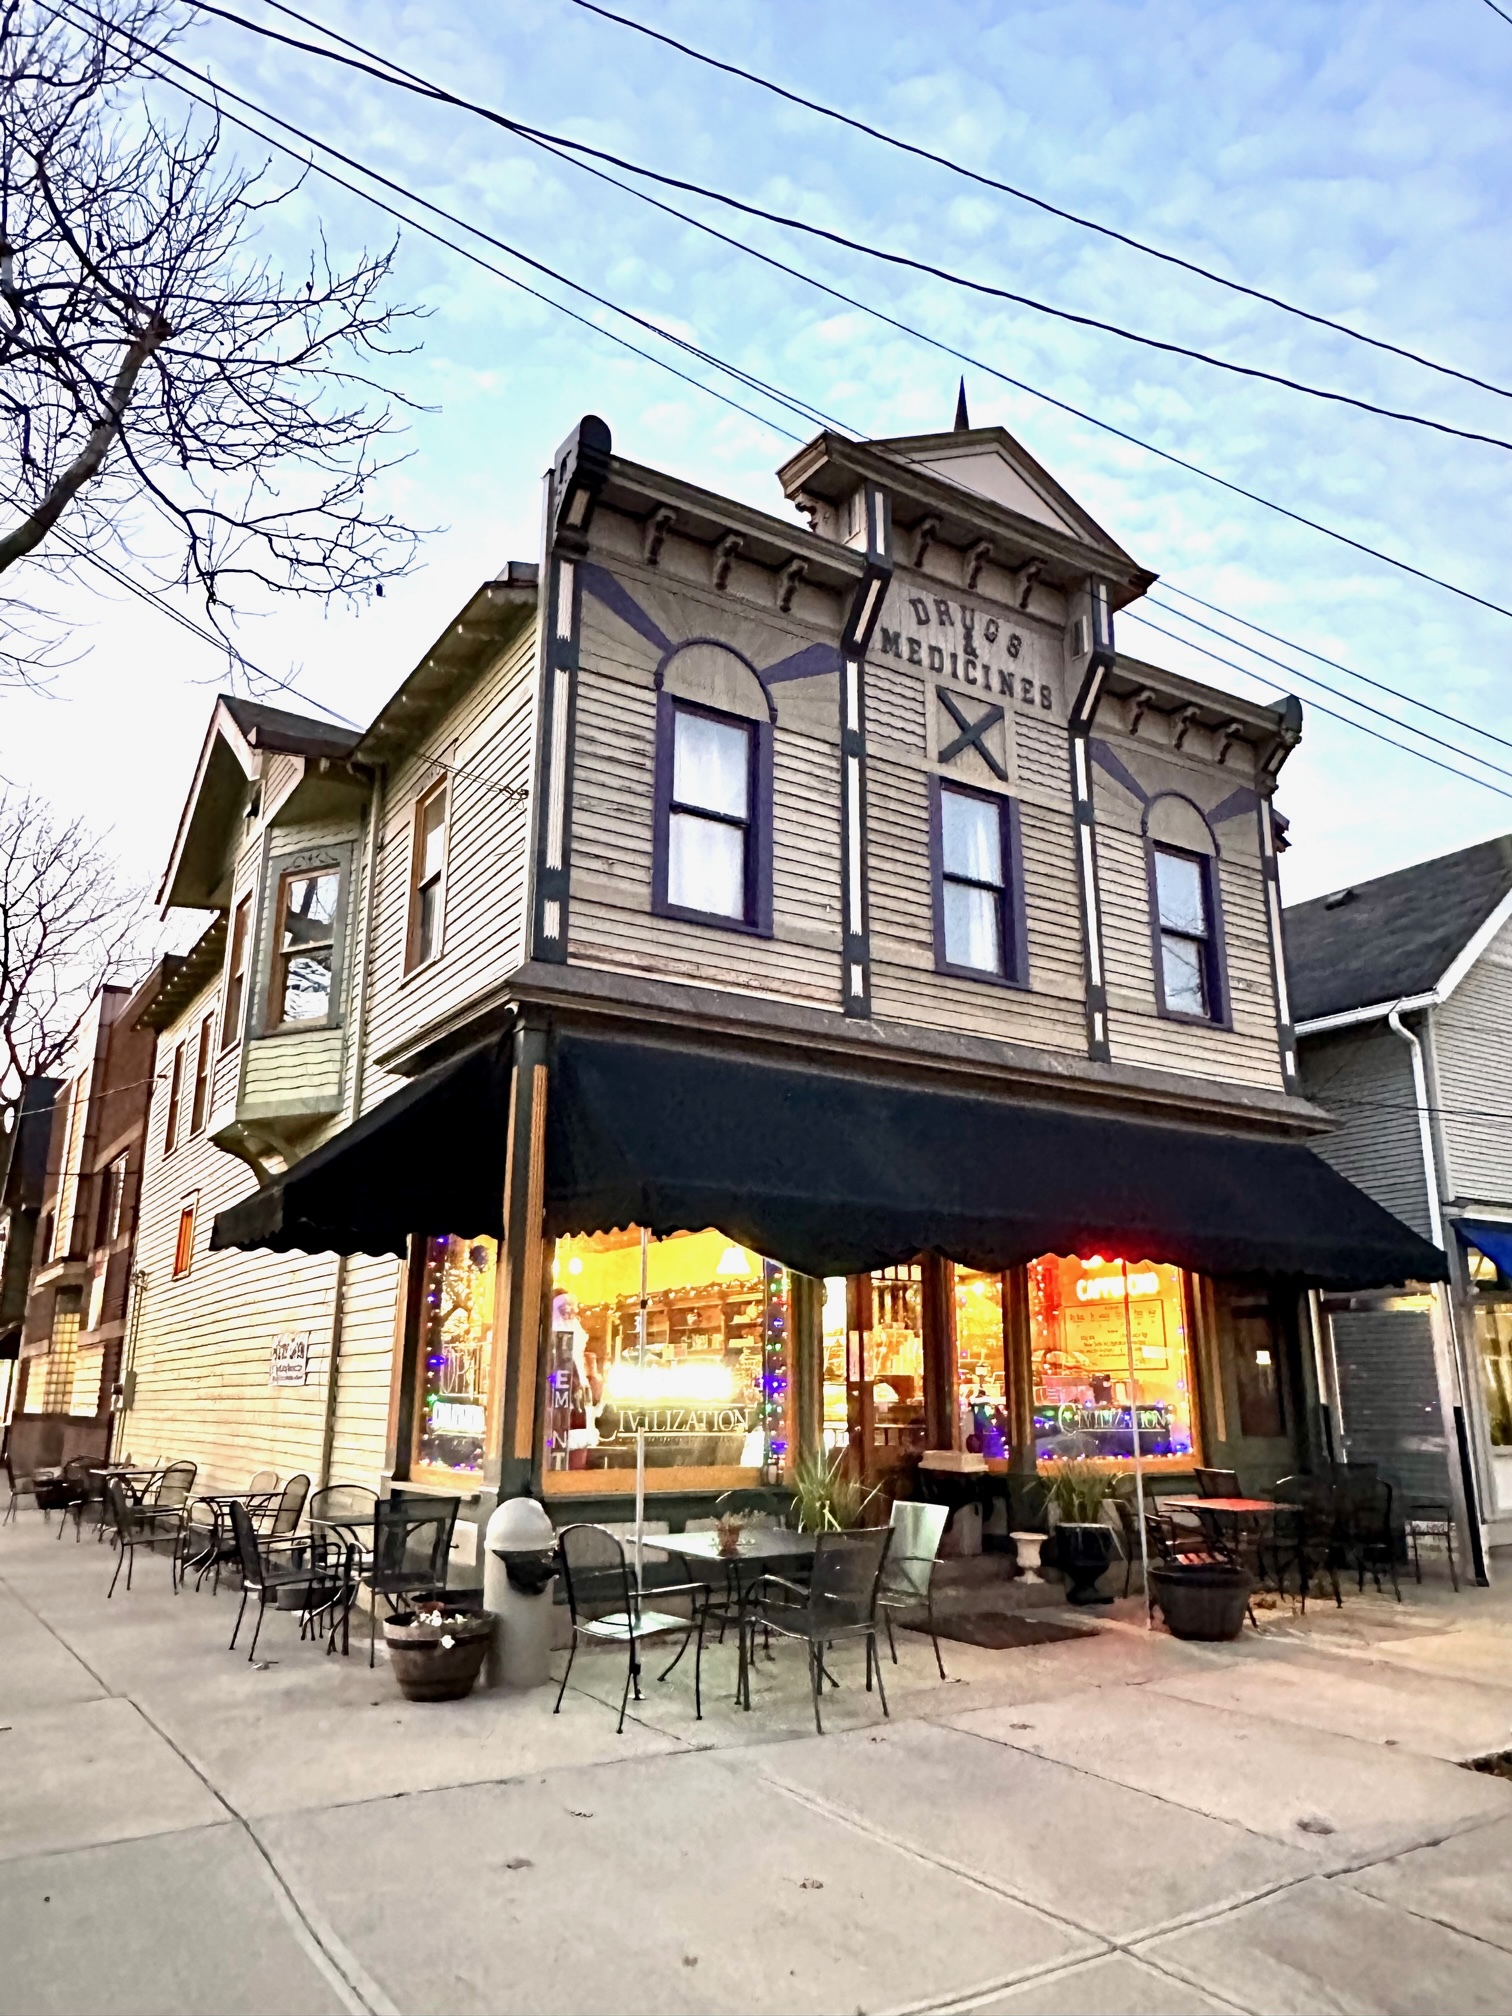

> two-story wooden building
[121,413,1439,1545]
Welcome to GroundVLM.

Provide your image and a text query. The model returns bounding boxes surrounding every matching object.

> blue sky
[8,0,1512,924]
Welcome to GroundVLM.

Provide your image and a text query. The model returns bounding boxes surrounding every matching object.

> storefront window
[1477,1304,1512,1448]
[546,1228,789,1479]
[413,1234,497,1477]
[955,1266,1008,1456]
[1029,1255,1196,1463]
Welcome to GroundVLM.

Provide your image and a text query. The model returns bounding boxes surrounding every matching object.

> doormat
[926,1613,1097,1651]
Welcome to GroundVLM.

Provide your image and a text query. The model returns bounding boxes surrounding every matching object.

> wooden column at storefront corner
[921,1254,956,1451]
[790,1273,824,1466]
[1003,1266,1037,1476]
[495,1021,550,1499]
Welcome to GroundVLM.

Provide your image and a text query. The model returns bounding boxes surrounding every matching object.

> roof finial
[953,377,970,431]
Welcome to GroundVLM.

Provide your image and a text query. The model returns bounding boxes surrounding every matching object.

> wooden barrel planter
[383,1609,494,1701]
[1149,1564,1252,1641]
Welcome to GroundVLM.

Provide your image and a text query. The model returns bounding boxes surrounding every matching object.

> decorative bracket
[713,532,743,592]
[643,506,676,567]
[777,556,808,614]
[965,539,992,593]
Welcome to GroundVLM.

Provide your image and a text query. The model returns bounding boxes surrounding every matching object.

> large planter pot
[1054,1522,1117,1606]
[1150,1564,1253,1641]
[383,1610,494,1701]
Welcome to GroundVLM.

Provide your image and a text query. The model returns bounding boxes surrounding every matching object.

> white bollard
[482,1498,558,1689]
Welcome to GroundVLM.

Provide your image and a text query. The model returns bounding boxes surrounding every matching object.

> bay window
[269,866,340,1027]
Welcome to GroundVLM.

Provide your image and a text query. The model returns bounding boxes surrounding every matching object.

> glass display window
[1477,1303,1512,1449]
[413,1234,497,1478]
[1028,1254,1196,1464]
[954,1266,1009,1457]
[546,1228,790,1481]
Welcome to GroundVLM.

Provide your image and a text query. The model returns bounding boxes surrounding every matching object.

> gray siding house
[1288,836,1512,1570]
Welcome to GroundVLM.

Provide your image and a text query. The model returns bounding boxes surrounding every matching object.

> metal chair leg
[927,1588,946,1681]
[884,1607,897,1664]
[108,1541,125,1599]
[872,1629,889,1719]
[247,1590,267,1663]
[553,1635,577,1715]
[230,1587,248,1649]
[809,1640,824,1736]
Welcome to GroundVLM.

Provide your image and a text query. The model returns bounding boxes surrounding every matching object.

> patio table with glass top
[647,1529,817,1701]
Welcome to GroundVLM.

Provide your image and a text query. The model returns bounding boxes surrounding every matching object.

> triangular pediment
[870,426,1127,556]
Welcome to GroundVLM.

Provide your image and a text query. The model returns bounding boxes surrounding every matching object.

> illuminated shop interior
[413,1233,497,1478]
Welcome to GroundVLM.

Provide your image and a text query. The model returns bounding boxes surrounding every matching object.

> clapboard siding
[363,628,537,1083]
[866,662,925,755]
[1098,828,1281,1088]
[242,1026,345,1117]
[326,1250,405,1485]
[865,752,1085,1049]
[1299,1023,1433,1239]
[1432,921,1512,1204]
[567,665,844,1003]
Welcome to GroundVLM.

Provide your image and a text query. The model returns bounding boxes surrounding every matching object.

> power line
[1120,608,1512,804]
[184,0,1512,458]
[186,0,1512,630]
[1480,0,1512,24]
[1142,595,1512,787]
[571,0,1512,411]
[66,7,1512,809]
[1160,585,1512,759]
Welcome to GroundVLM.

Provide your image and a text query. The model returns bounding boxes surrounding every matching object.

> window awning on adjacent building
[212,1025,1446,1289]
[545,1034,1447,1288]
[1456,1219,1512,1279]
[209,1039,511,1258]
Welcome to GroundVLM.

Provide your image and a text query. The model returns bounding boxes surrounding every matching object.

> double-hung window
[221,894,250,1051]
[406,781,448,972]
[164,1044,184,1155]
[663,703,755,925]
[269,867,340,1025]
[933,782,1026,984]
[189,1015,213,1133]
[1152,845,1220,1020]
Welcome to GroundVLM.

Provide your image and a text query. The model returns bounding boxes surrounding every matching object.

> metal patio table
[1162,1494,1276,1572]
[649,1528,818,1705]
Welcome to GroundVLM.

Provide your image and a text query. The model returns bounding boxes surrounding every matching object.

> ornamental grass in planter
[1040,1457,1119,1606]
[383,1604,495,1701]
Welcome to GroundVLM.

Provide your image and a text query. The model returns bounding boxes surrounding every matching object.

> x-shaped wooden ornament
[937,688,1009,780]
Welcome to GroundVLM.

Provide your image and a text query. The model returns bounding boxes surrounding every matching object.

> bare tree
[0,0,421,686]
[0,787,147,1137]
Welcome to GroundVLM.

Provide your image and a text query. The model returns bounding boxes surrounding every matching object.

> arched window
[1143,795,1228,1025]
[652,642,773,935]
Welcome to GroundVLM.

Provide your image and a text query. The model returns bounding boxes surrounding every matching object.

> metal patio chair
[2,1447,44,1525]
[357,1495,459,1667]
[1268,1475,1343,1610]
[739,1526,893,1736]
[227,1498,326,1662]
[1193,1467,1241,1498]
[877,1499,949,1680]
[1113,1495,1214,1595]
[1407,1499,1459,1591]
[105,1476,174,1597]
[554,1523,708,1733]
[1338,1473,1401,1601]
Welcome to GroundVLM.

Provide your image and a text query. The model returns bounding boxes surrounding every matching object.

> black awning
[210,1039,512,1257]
[545,1033,1447,1288]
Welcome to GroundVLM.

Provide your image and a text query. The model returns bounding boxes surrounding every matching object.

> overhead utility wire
[1481,0,1512,25]
[88,14,1512,800]
[184,0,1512,458]
[1160,583,1512,758]
[1120,609,1512,805]
[1143,595,1512,786]
[570,0,1512,409]
[186,0,1512,629]
[62,3,831,443]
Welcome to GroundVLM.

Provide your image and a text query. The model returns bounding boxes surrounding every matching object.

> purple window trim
[1145,839,1231,1028]
[651,691,773,938]
[927,775,1030,990]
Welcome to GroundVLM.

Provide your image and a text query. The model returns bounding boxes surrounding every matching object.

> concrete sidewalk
[3,1515,1512,2015]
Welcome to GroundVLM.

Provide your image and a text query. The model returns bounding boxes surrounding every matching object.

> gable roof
[219,697,360,762]
[1285,834,1512,1024]
[871,425,1125,553]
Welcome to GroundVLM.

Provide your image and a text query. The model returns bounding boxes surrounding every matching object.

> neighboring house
[1288,835,1512,1570]
[0,1076,61,1424]
[119,409,1436,1554]
[7,974,165,1473]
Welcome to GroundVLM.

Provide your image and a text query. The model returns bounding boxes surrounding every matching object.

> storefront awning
[1457,1219,1512,1278]
[209,1039,512,1257]
[546,1034,1447,1288]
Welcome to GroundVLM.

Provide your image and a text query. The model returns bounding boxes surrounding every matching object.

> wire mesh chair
[264,1473,310,1539]
[2,1445,44,1525]
[554,1524,708,1733]
[1268,1475,1343,1610]
[740,1526,893,1735]
[1112,1496,1214,1595]
[1338,1473,1401,1601]
[247,1469,280,1495]
[357,1496,459,1667]
[104,1476,173,1597]
[1406,1499,1459,1591]
[1193,1467,1241,1498]
[876,1500,949,1680]
[50,1457,91,1539]
[227,1498,329,1662]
